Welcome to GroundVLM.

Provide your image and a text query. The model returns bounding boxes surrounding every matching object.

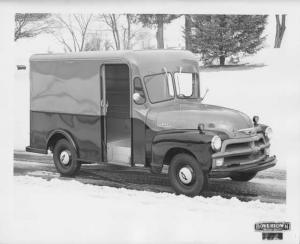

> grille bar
[212,142,270,159]
[212,133,269,167]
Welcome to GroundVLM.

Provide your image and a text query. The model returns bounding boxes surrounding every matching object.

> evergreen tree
[191,15,267,66]
[135,14,179,49]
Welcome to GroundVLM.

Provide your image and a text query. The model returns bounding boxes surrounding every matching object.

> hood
[146,102,253,134]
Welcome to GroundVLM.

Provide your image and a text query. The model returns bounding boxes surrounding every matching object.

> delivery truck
[26,50,276,196]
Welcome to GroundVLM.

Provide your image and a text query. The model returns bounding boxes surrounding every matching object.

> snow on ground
[6,175,287,244]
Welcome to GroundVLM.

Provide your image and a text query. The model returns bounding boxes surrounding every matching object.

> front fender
[151,130,215,172]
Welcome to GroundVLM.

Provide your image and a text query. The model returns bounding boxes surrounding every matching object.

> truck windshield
[174,72,200,99]
[144,73,174,103]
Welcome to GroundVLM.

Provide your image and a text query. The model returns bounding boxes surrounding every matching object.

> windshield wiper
[200,88,209,102]
[178,94,191,99]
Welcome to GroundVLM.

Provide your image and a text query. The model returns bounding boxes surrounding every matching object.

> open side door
[100,63,132,165]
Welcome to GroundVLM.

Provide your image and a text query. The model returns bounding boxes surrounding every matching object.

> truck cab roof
[30,50,199,77]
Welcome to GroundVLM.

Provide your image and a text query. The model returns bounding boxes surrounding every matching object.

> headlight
[211,135,222,151]
[265,127,273,139]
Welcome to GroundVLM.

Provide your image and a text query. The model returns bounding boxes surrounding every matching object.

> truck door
[100,63,132,165]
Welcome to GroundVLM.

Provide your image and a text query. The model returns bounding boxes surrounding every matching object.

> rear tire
[230,172,257,182]
[168,153,207,197]
[53,139,81,177]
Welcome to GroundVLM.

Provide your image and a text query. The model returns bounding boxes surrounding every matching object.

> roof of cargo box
[30,50,199,76]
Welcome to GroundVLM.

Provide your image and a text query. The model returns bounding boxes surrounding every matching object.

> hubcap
[178,166,194,184]
[60,150,71,165]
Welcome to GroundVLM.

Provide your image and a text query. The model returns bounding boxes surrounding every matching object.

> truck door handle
[105,101,109,113]
[100,100,108,113]
[100,100,108,107]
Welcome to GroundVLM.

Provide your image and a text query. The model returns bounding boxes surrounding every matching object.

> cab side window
[133,77,146,105]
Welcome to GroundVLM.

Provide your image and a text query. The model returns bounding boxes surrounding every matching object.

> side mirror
[133,92,145,105]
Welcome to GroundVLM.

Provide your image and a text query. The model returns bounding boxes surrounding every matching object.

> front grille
[225,142,251,152]
[254,138,265,147]
[213,133,269,167]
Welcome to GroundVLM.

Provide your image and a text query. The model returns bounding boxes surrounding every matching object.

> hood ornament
[158,121,172,128]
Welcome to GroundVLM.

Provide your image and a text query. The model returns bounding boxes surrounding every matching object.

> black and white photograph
[0,0,299,243]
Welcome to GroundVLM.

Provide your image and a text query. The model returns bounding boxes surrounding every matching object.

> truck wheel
[230,172,257,182]
[168,153,207,197]
[53,139,81,177]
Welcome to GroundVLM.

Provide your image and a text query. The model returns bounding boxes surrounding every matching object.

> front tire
[168,153,207,197]
[230,172,257,182]
[53,139,81,177]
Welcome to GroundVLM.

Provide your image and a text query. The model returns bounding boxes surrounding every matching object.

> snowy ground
[7,150,289,243]
[13,152,287,204]
[7,175,289,244]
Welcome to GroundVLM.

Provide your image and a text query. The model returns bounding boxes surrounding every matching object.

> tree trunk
[113,15,121,50]
[108,14,121,50]
[219,56,225,66]
[185,15,192,51]
[126,14,131,49]
[156,15,164,49]
[274,14,286,48]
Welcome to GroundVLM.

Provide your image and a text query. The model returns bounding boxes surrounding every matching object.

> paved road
[14,150,286,204]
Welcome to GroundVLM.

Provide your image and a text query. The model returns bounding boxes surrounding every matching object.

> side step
[107,139,131,165]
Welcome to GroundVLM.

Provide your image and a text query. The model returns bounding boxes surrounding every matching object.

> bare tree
[184,15,192,51]
[15,13,51,41]
[100,14,138,50]
[121,14,139,49]
[52,14,93,52]
[84,32,115,51]
[84,34,103,51]
[103,40,114,50]
[102,14,121,50]
[126,14,132,49]
[274,14,286,48]
[134,29,154,49]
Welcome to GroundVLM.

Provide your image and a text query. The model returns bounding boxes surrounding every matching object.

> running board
[107,140,131,165]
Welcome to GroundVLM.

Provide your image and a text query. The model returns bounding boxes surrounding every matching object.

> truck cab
[26,50,276,196]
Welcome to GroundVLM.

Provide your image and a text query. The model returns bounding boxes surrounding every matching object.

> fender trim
[25,146,47,154]
[209,155,276,178]
[150,130,213,172]
[46,129,79,156]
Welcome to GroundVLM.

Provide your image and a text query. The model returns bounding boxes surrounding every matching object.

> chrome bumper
[209,155,277,178]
